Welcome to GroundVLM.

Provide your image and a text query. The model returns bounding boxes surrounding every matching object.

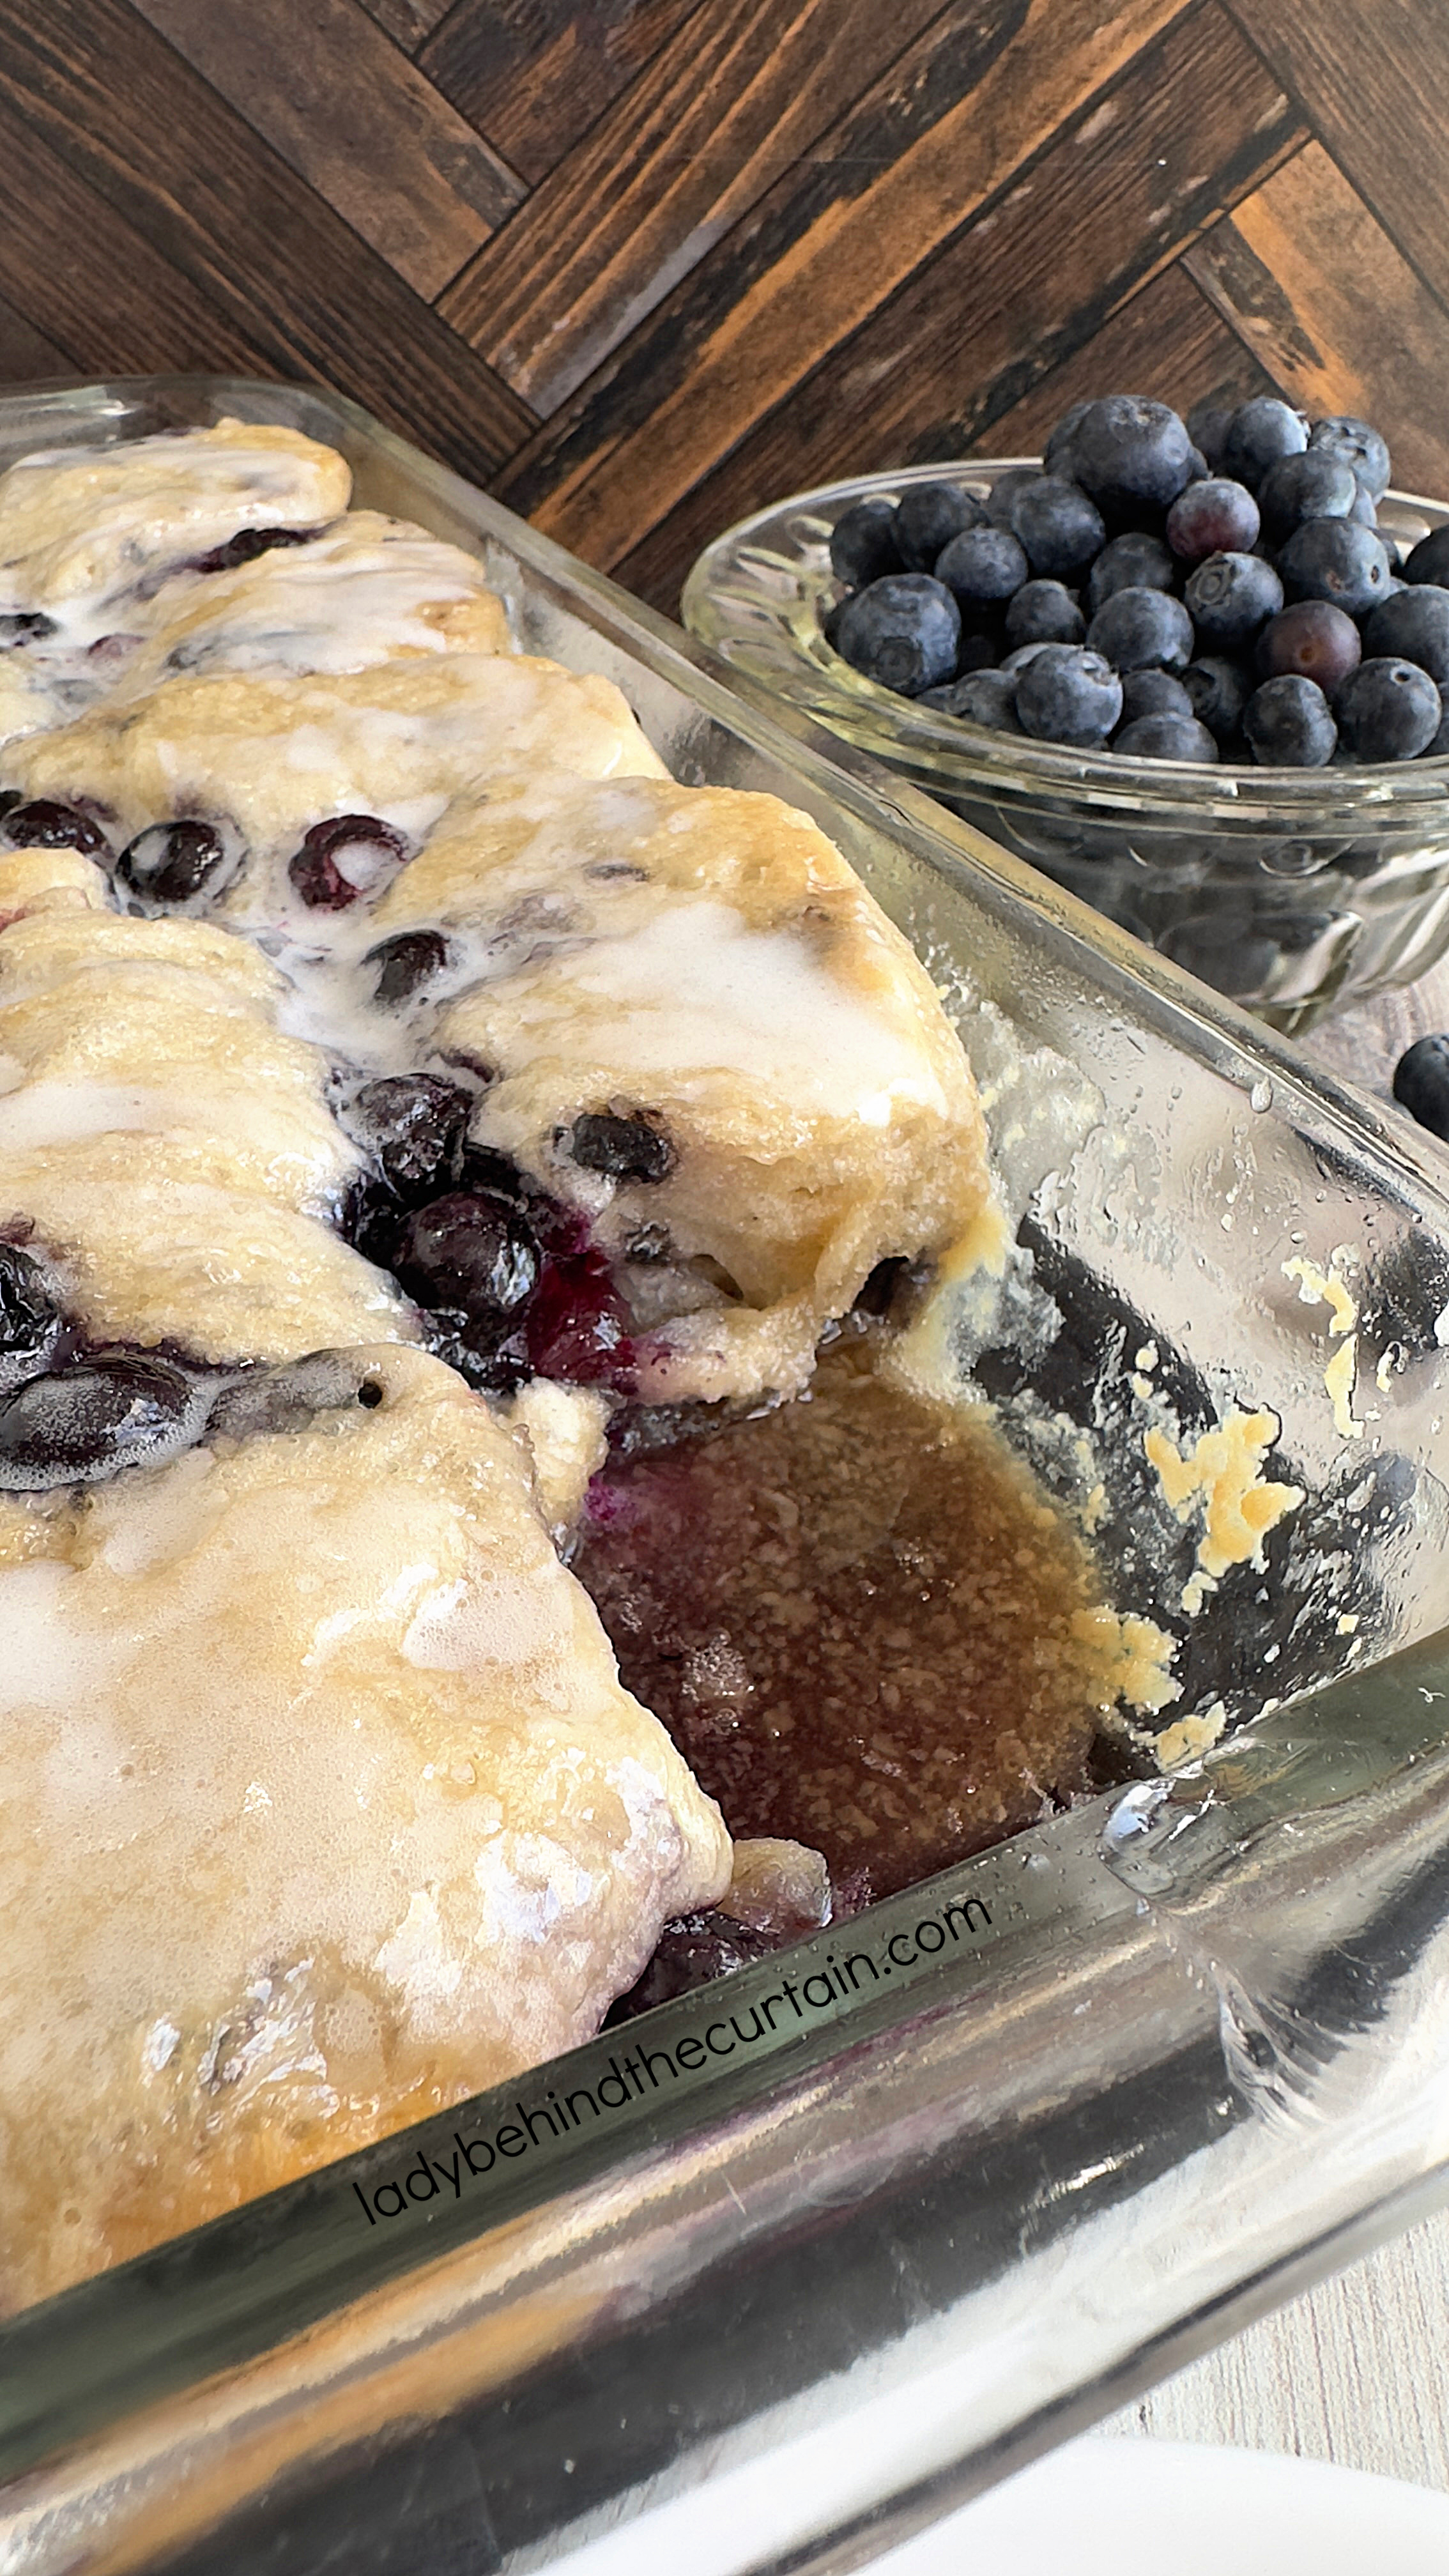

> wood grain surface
[0,0,1444,621]
[1105,2207,1449,2489]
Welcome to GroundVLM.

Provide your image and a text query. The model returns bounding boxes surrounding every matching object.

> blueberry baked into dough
[0,420,992,2306]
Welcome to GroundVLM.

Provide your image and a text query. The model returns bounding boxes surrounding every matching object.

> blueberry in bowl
[684,397,1449,1034]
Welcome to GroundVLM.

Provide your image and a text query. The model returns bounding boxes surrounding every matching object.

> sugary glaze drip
[578,1340,1128,1913]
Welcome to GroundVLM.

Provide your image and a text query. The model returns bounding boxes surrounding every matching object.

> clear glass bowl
[682,461,1449,1036]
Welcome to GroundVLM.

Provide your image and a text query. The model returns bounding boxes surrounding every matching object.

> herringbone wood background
[3,0,1446,615]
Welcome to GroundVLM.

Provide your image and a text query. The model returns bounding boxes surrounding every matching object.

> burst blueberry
[118,818,229,905]
[192,525,314,576]
[0,1245,60,1394]
[0,1351,204,1490]
[364,928,452,1005]
[349,1075,474,1197]
[525,1250,633,1387]
[834,574,960,694]
[394,1191,541,1346]
[569,1111,676,1184]
[0,612,56,647]
[1,799,110,856]
[288,814,408,909]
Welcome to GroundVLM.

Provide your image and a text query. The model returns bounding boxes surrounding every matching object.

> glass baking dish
[3,376,1449,2576]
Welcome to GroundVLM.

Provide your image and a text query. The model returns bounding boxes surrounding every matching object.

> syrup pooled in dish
[579,1340,1132,1915]
[0,417,1126,2308]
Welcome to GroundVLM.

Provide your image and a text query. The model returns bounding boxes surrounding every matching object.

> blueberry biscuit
[0,418,990,2305]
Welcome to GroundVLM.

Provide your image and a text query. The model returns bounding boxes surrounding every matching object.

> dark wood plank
[616,259,1276,615]
[358,0,454,50]
[489,0,1195,546]
[502,3,1300,576]
[1184,141,1449,500]
[441,0,950,412]
[983,261,1275,461]
[132,0,524,298]
[0,0,536,482]
[0,289,74,386]
[0,92,275,381]
[420,0,702,187]
[1224,0,1449,314]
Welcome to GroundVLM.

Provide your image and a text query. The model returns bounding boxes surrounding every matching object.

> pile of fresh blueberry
[825,395,1449,768]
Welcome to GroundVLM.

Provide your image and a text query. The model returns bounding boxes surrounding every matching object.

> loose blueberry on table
[1393,1035,1449,1142]
[822,395,1449,767]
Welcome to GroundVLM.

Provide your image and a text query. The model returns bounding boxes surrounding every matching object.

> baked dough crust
[376,775,988,1398]
[0,1346,730,2309]
[120,507,512,689]
[8,654,667,902]
[0,855,410,1360]
[0,418,350,622]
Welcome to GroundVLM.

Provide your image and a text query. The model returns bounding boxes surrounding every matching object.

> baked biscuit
[6,654,667,916]
[0,1345,730,2308]
[120,508,511,689]
[0,851,410,1360]
[0,418,350,632]
[366,775,988,1399]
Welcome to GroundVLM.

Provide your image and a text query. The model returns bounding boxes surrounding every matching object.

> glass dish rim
[681,454,1449,817]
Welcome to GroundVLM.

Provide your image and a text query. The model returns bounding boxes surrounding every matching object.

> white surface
[874,2435,1449,2575]
[1106,2202,1449,2487]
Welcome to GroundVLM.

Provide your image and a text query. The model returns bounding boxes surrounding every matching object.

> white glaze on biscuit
[120,509,510,688]
[0,1349,729,2310]
[0,418,350,632]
